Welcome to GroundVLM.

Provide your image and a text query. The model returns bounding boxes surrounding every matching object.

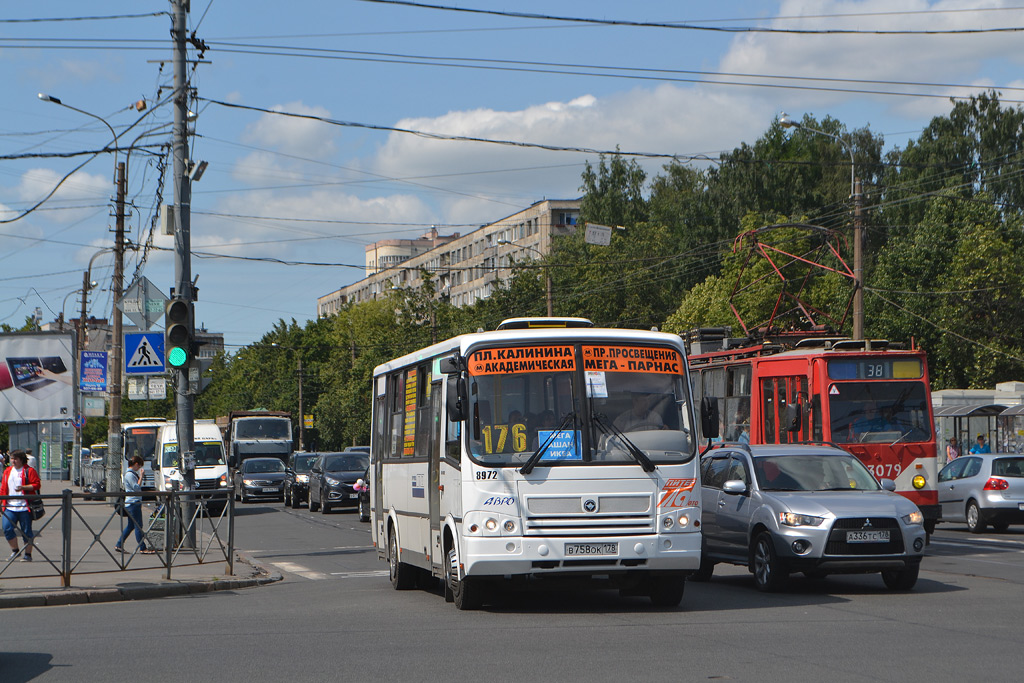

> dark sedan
[284,452,320,508]
[308,452,369,514]
[233,457,288,503]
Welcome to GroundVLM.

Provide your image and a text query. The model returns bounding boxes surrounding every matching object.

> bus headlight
[663,516,674,530]
[503,520,516,533]
[912,475,926,489]
[164,482,174,491]
[485,518,498,532]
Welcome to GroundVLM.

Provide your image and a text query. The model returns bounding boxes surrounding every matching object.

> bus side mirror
[440,354,462,375]
[446,375,467,422]
[701,397,720,439]
[784,403,802,432]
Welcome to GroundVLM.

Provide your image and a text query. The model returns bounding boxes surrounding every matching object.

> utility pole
[171,0,196,542]
[852,178,864,340]
[106,161,126,497]
[297,356,304,451]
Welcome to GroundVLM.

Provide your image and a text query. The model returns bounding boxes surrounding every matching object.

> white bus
[370,318,713,609]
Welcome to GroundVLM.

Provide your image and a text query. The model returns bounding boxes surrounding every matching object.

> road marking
[269,561,330,580]
[330,570,390,579]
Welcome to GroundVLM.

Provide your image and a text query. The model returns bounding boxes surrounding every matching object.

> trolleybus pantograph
[685,327,939,533]
[369,317,715,610]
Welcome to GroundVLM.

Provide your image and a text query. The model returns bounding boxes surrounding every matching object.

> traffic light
[164,297,193,368]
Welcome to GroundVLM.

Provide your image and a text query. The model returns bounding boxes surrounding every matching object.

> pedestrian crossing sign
[124,332,166,375]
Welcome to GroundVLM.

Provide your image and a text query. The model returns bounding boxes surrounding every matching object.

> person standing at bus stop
[2,450,40,562]
[946,437,961,462]
[115,456,153,554]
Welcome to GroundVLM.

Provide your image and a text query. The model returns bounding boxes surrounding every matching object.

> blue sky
[2,1,1023,350]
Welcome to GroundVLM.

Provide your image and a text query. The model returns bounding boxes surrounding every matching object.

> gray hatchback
[694,443,927,592]
[937,453,1024,533]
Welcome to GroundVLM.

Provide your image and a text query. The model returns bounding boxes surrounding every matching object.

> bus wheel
[751,532,788,592]
[447,548,482,610]
[690,539,714,582]
[648,574,685,607]
[966,500,986,534]
[388,527,416,590]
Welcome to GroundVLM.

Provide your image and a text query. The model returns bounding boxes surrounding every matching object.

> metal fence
[0,488,234,586]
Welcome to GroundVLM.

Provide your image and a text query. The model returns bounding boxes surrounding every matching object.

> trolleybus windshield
[465,343,694,466]
[828,380,932,444]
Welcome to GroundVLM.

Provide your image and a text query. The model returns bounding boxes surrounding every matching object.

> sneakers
[6,551,17,562]
[20,554,31,562]
[114,546,125,553]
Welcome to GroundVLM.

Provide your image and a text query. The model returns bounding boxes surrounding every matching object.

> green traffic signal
[167,345,189,367]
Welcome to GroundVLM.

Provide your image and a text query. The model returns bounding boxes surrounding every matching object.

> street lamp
[270,344,305,451]
[40,93,128,497]
[779,112,864,340]
[497,240,553,317]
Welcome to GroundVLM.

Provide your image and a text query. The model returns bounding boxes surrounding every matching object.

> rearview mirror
[439,354,462,375]
[446,375,467,422]
[784,403,802,433]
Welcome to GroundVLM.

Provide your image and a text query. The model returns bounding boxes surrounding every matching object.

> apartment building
[317,198,580,317]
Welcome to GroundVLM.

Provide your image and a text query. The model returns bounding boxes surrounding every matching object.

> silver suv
[693,443,927,592]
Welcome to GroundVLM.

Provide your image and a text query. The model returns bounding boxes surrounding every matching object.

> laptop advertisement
[0,332,75,422]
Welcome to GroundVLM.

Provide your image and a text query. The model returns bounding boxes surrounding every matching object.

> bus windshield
[466,343,694,467]
[162,441,226,468]
[829,381,932,444]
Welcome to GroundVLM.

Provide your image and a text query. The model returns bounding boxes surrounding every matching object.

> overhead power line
[355,0,1024,35]
[0,12,166,24]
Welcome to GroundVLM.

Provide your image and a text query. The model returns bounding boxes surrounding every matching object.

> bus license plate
[846,530,890,543]
[565,542,618,556]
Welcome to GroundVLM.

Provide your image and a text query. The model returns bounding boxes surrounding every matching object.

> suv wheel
[751,532,788,592]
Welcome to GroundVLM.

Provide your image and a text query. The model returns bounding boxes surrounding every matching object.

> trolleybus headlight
[912,475,926,490]
[485,518,498,531]
[503,520,516,533]
[779,512,825,527]
[902,511,924,525]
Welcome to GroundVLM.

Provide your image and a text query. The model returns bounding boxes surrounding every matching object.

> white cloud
[241,101,337,160]
[14,168,112,224]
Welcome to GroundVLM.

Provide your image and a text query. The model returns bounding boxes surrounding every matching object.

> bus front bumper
[461,532,701,577]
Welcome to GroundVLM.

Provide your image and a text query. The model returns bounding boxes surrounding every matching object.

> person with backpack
[2,450,40,562]
[115,455,153,554]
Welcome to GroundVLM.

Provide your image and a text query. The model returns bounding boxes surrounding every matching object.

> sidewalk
[0,496,281,609]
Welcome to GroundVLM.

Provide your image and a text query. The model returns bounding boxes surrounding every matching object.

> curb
[0,554,283,610]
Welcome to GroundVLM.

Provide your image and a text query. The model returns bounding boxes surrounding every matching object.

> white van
[152,420,229,511]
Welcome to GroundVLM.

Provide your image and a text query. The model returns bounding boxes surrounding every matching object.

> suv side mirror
[723,479,748,495]
[879,478,897,491]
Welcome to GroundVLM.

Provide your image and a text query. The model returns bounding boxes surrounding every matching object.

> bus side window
[388,372,405,459]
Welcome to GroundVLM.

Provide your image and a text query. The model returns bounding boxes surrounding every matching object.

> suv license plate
[262,487,277,493]
[564,542,618,556]
[846,530,890,543]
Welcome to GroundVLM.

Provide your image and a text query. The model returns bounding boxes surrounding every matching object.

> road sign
[118,277,168,330]
[124,332,166,375]
[584,222,613,246]
[126,376,167,400]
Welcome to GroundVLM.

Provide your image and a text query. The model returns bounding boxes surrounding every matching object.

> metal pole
[297,356,304,451]
[852,178,864,340]
[545,270,553,317]
[226,487,235,576]
[61,489,73,586]
[107,162,126,500]
[171,0,196,546]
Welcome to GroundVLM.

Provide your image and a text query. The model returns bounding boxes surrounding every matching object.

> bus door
[429,381,443,572]
[373,380,387,546]
[759,374,810,444]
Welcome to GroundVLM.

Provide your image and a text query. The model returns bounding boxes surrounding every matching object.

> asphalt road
[3,502,1023,683]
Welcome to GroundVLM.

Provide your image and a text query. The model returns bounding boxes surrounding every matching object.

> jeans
[2,508,33,542]
[117,502,147,550]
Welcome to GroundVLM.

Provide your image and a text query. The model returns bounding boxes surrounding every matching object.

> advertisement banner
[80,350,108,392]
[0,332,75,423]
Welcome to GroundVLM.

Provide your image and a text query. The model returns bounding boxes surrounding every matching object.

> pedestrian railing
[0,489,235,586]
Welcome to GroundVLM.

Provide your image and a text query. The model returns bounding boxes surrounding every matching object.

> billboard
[80,350,108,392]
[0,332,75,423]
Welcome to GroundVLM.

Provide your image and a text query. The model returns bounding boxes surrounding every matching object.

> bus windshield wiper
[520,411,577,475]
[592,413,656,473]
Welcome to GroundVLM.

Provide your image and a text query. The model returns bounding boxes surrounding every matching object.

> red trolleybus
[685,329,939,533]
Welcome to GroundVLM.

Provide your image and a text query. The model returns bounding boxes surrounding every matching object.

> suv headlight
[325,476,340,486]
[779,512,825,527]
[296,474,309,483]
[902,511,924,525]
